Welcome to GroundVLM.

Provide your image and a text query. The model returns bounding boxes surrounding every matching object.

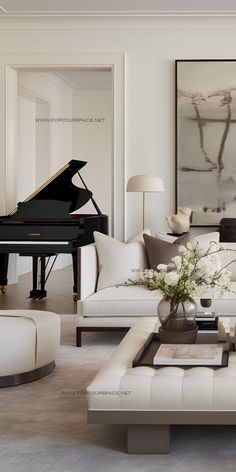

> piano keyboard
[0,241,69,245]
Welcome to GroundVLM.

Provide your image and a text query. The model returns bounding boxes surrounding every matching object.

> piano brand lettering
[29,233,41,236]
[35,117,105,123]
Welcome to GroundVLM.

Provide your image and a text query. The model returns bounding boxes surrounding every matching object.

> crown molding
[40,71,75,93]
[1,15,236,35]
[1,10,236,18]
[0,16,236,35]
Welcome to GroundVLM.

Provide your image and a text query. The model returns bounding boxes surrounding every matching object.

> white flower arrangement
[130,241,232,303]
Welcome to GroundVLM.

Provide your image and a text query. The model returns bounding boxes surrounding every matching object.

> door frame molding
[2,52,126,240]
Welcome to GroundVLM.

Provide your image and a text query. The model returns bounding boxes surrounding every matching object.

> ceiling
[18,69,112,90]
[1,0,236,16]
[55,70,112,89]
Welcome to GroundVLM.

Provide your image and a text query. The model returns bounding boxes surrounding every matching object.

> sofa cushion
[81,285,161,317]
[143,232,190,268]
[94,230,151,291]
[79,282,236,319]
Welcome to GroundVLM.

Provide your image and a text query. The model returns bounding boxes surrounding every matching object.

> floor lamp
[126,175,165,230]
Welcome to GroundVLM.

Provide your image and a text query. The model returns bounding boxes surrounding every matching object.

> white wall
[18,71,73,174]
[72,89,112,233]
[35,100,51,188]
[0,15,235,241]
[17,93,36,201]
[17,92,36,276]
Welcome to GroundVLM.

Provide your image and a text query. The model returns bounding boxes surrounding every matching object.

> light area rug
[0,315,236,472]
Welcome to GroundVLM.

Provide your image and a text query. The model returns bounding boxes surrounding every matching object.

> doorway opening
[7,66,113,281]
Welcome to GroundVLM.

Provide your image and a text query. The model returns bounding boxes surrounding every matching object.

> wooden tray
[132,332,230,369]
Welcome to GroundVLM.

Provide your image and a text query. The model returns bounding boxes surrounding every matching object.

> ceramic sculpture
[166,207,192,235]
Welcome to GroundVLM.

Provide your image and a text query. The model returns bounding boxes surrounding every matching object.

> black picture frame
[175,59,236,227]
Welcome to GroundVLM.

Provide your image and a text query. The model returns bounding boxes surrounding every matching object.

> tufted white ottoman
[0,310,60,387]
[87,318,236,454]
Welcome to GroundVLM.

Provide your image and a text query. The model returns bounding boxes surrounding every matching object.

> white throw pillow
[155,232,178,243]
[217,243,236,282]
[192,231,221,272]
[94,230,151,291]
[192,231,220,250]
[127,228,151,243]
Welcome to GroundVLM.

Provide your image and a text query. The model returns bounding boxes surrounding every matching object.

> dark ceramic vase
[200,298,212,308]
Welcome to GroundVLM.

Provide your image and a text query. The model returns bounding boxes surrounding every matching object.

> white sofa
[76,232,236,346]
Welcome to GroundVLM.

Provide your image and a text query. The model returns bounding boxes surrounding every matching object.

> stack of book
[195,313,218,333]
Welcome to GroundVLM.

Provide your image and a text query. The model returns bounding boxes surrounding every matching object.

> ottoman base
[0,361,55,388]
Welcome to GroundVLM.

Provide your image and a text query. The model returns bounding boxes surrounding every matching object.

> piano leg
[72,251,79,301]
[0,253,9,294]
[30,256,47,299]
[39,257,47,298]
[30,256,39,298]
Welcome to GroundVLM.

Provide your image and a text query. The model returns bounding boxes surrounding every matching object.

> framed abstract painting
[175,59,236,226]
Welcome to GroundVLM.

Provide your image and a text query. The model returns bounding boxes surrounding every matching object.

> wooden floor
[0,265,77,314]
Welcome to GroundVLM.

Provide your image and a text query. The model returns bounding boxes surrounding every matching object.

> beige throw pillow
[94,229,151,291]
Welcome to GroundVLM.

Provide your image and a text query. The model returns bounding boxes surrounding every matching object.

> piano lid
[10,160,95,216]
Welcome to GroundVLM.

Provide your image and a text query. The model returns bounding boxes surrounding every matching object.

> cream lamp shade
[126,175,164,193]
[126,174,165,229]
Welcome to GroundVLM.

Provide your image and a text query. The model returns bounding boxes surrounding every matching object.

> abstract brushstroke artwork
[176,60,236,226]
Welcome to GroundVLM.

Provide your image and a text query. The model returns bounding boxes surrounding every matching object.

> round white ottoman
[0,310,60,387]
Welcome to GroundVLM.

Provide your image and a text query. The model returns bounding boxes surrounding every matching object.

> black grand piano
[0,160,108,299]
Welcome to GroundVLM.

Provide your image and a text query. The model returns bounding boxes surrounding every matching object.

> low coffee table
[87,317,236,454]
